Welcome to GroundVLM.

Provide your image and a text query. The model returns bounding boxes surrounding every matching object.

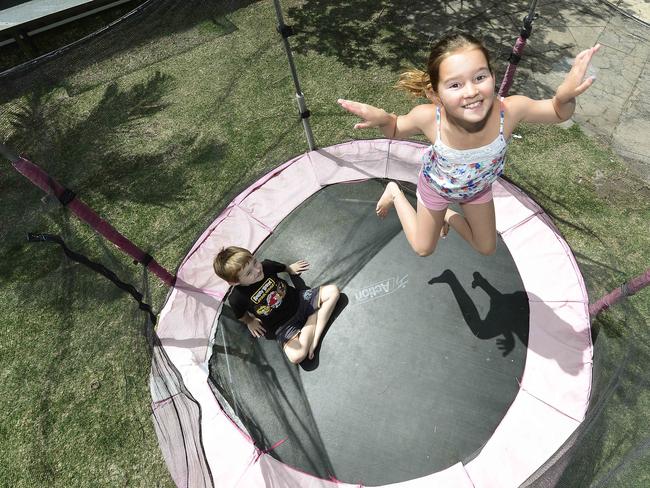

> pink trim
[262,438,287,455]
[156,140,592,488]
[151,396,174,410]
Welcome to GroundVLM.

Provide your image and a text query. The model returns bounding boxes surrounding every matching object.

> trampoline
[156,139,592,487]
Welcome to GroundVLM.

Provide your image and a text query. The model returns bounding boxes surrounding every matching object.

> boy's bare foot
[376,181,400,218]
[308,343,317,360]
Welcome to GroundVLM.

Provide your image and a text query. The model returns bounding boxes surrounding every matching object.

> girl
[338,33,600,257]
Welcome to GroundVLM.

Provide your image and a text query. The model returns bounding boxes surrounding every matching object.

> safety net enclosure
[1,0,649,487]
[0,1,152,72]
[156,139,592,487]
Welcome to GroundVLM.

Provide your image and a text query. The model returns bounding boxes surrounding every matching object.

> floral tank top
[421,100,508,201]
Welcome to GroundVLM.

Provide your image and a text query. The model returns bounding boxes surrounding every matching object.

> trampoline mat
[209,179,529,486]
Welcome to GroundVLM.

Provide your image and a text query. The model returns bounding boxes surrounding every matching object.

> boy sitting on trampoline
[213,246,340,364]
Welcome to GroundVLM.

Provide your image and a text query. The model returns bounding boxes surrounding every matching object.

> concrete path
[523,0,650,182]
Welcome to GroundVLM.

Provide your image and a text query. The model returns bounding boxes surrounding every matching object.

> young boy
[213,246,340,364]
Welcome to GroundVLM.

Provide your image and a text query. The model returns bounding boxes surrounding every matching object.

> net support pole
[1,144,176,287]
[272,0,316,151]
[498,0,538,97]
[589,267,650,317]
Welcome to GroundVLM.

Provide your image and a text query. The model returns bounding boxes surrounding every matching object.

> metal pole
[272,0,316,151]
[526,0,539,25]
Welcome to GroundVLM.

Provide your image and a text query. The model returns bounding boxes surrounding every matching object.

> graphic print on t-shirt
[251,278,287,316]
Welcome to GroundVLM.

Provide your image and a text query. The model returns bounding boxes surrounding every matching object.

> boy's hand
[287,259,310,275]
[556,44,601,103]
[246,317,266,338]
[337,99,393,130]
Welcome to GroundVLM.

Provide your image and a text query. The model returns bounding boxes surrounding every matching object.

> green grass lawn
[0,0,648,486]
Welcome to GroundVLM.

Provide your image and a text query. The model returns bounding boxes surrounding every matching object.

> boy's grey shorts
[275,287,321,346]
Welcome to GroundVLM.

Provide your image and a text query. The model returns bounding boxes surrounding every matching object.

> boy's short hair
[213,246,254,283]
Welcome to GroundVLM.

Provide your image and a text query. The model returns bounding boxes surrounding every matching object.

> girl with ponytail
[338,33,599,257]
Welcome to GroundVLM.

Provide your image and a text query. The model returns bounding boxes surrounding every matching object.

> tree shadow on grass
[0,0,612,103]
[1,26,307,285]
[0,70,227,281]
[0,0,262,100]
[19,211,161,486]
[7,71,174,169]
[286,0,610,98]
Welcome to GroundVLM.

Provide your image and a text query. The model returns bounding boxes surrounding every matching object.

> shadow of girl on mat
[429,269,529,357]
[428,269,589,376]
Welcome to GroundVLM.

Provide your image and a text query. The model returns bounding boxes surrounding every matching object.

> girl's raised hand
[337,99,392,129]
[556,44,601,103]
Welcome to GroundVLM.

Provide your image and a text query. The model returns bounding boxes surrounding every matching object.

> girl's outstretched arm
[506,44,601,125]
[337,99,429,139]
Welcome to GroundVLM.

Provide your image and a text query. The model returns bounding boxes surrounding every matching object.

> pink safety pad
[309,138,429,187]
[157,316,263,487]
[501,215,587,303]
[196,382,262,487]
[465,390,581,488]
[492,179,541,234]
[249,456,474,488]
[385,140,427,185]
[309,139,391,185]
[238,155,322,230]
[520,300,592,421]
[246,454,360,488]
[157,288,223,362]
[155,139,592,488]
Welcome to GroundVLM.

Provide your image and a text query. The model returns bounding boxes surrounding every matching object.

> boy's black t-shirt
[228,260,300,337]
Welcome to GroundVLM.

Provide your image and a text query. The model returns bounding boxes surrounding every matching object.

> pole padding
[589,267,650,317]
[8,153,175,287]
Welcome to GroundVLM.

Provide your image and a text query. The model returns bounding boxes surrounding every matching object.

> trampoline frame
[156,138,592,487]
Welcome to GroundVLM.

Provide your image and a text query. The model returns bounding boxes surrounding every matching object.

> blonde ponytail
[395,34,492,99]
[395,68,431,98]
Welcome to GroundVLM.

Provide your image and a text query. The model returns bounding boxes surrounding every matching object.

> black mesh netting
[1,0,648,486]
[208,180,532,485]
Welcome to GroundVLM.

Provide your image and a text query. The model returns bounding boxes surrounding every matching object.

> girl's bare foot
[376,181,400,218]
[441,208,455,238]
[440,220,450,238]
